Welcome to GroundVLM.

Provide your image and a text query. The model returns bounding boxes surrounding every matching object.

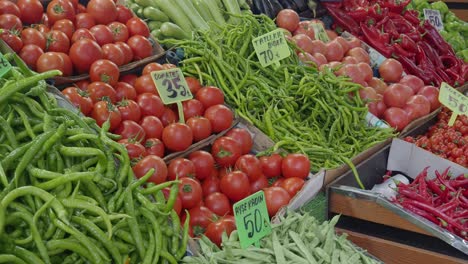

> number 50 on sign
[438,82,467,126]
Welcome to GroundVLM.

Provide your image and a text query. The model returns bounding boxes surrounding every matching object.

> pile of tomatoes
[141,129,310,246]
[0,0,153,76]
[404,108,468,167]
[63,62,234,158]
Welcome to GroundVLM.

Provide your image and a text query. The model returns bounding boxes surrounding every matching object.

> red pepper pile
[394,167,468,240]
[324,0,468,87]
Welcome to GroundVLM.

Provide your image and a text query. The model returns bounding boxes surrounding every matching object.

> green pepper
[456,49,468,62]
[416,2,430,11]
[444,12,457,23]
[412,0,427,9]
[447,34,465,51]
[445,21,460,32]
[430,1,449,15]
[439,30,450,39]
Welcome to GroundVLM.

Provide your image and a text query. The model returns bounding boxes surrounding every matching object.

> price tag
[0,53,11,78]
[311,22,329,42]
[438,82,467,126]
[233,191,271,248]
[423,9,444,31]
[150,68,193,105]
[252,29,291,67]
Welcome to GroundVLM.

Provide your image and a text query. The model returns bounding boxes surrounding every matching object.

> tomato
[108,22,129,43]
[162,63,176,69]
[87,81,117,103]
[19,44,43,70]
[359,86,378,103]
[225,128,253,155]
[76,3,86,13]
[185,77,202,94]
[341,56,358,65]
[115,120,145,141]
[0,14,22,31]
[75,80,89,90]
[357,62,373,82]
[281,154,310,179]
[324,40,344,62]
[47,0,75,25]
[118,138,146,159]
[417,86,440,111]
[368,77,388,95]
[383,107,409,131]
[136,93,164,117]
[295,21,315,39]
[91,100,121,130]
[347,37,361,49]
[195,86,224,108]
[144,138,164,157]
[259,153,283,178]
[204,217,236,246]
[140,115,163,140]
[276,9,299,32]
[134,74,158,95]
[220,171,250,202]
[346,47,370,64]
[132,155,167,184]
[399,75,424,94]
[126,17,150,37]
[162,187,182,216]
[343,64,366,86]
[187,206,217,236]
[326,30,338,40]
[383,83,414,108]
[1,31,22,53]
[298,52,319,67]
[69,39,102,73]
[272,178,284,187]
[160,107,178,126]
[204,192,231,217]
[179,177,202,210]
[264,187,291,217]
[186,116,212,142]
[89,59,119,86]
[334,36,350,54]
[162,123,193,152]
[71,28,95,43]
[52,19,75,40]
[34,24,50,36]
[204,104,233,133]
[45,30,70,53]
[90,25,113,46]
[127,35,152,60]
[189,150,215,181]
[280,177,304,196]
[61,86,93,115]
[115,41,133,64]
[168,158,196,180]
[308,40,326,55]
[100,43,124,66]
[36,52,68,74]
[142,62,164,75]
[0,1,20,17]
[74,13,95,29]
[87,0,117,25]
[293,34,313,52]
[379,58,403,83]
[403,95,430,121]
[202,175,220,196]
[235,154,262,182]
[117,99,141,122]
[116,4,133,23]
[181,99,204,120]
[211,136,242,167]
[367,95,387,118]
[20,28,45,52]
[250,174,268,193]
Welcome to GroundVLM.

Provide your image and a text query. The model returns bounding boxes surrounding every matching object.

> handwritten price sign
[439,82,467,126]
[252,29,291,67]
[424,9,444,31]
[150,68,193,105]
[0,53,11,78]
[233,191,271,248]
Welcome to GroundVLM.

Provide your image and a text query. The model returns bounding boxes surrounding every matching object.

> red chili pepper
[398,55,432,84]
[390,16,415,34]
[454,210,468,218]
[369,4,388,20]
[393,43,415,59]
[361,23,394,57]
[427,180,444,196]
[422,21,455,56]
[398,34,417,52]
[406,31,422,42]
[348,7,369,23]
[323,4,361,35]
[403,9,420,25]
[381,0,411,14]
[445,69,465,86]
[401,202,439,224]
[384,19,399,39]
[398,187,432,204]
[419,41,444,69]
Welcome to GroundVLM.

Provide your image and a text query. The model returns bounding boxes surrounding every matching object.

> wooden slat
[336,228,468,264]
[450,9,468,22]
[329,192,433,236]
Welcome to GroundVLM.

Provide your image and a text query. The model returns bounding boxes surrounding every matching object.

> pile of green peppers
[409,0,468,62]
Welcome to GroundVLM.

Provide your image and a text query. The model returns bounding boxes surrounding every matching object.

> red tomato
[182,99,205,120]
[34,24,50,36]
[144,138,165,157]
[62,86,93,116]
[116,4,133,24]
[71,28,96,43]
[403,95,430,121]
[379,58,403,83]
[359,86,378,103]
[19,44,43,70]
[101,43,124,66]
[280,177,304,196]
[326,30,338,40]
[383,107,409,131]
[196,86,224,108]
[162,123,193,152]
[89,59,119,86]
[36,52,68,74]
[118,138,146,159]
[368,77,388,95]
[126,17,149,37]
[202,176,220,196]
[220,171,250,202]
[187,206,217,236]
[75,80,89,90]
[74,13,95,29]
[335,36,350,54]
[341,56,358,65]
[87,81,117,103]
[357,62,373,82]
[2,33,23,54]
[134,74,158,95]
[108,21,129,42]
[298,52,320,67]
[383,83,414,108]
[225,128,253,155]
[189,150,215,181]
[179,177,202,210]
[56,52,73,76]
[417,86,440,111]
[276,9,299,32]
[114,120,146,142]
[0,14,21,31]
[346,47,370,64]
[295,21,315,39]
[162,63,176,69]
[136,93,164,117]
[117,99,141,122]
[367,95,387,118]
[259,153,283,178]
[52,19,75,40]
[293,34,313,53]
[127,35,152,60]
[47,0,75,25]
[309,40,326,55]
[69,39,102,73]
[142,62,164,75]
[264,187,291,217]
[90,25,113,46]
[250,174,268,193]
[132,155,167,184]
[160,107,178,126]
[211,136,242,167]
[168,158,196,180]
[115,41,133,64]
[343,64,366,86]
[91,100,121,131]
[204,192,231,217]
[186,116,212,141]
[45,30,70,53]
[272,178,284,187]
[204,217,236,246]
[140,115,163,140]
[235,154,262,182]
[324,40,344,62]
[21,27,46,51]
[119,73,137,86]
[281,154,310,179]
[0,1,20,17]
[86,0,117,25]
[185,77,202,94]
[162,187,182,216]
[347,37,361,48]
[204,104,233,133]
[399,75,424,94]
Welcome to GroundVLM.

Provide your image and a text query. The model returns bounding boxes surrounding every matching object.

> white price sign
[423,9,444,31]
